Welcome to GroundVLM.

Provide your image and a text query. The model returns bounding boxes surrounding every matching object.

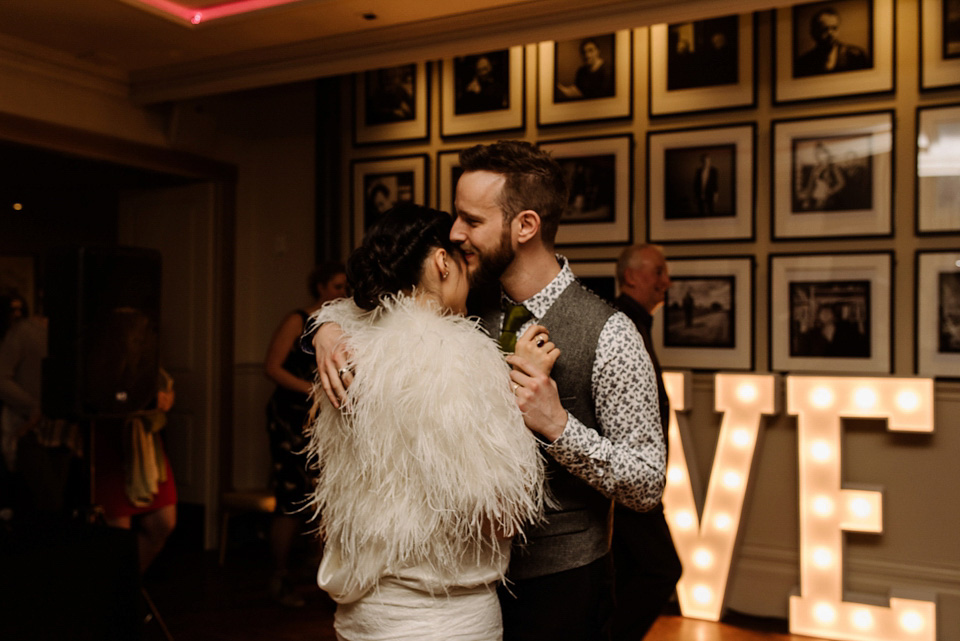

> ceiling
[0,0,783,103]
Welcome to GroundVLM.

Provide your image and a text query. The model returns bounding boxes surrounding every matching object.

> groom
[315,140,666,641]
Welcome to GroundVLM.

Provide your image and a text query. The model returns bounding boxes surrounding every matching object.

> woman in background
[264,261,347,607]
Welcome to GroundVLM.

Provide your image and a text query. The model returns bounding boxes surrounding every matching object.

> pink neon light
[132,0,306,24]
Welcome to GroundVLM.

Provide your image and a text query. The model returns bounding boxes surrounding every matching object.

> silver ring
[536,337,546,348]
[338,367,350,378]
[512,382,520,393]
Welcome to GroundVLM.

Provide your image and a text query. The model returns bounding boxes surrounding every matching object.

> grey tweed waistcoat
[481,281,616,580]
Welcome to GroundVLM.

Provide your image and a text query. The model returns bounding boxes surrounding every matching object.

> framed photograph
[652,256,754,370]
[351,155,428,247]
[916,250,960,377]
[772,111,893,239]
[920,0,960,90]
[538,135,632,246]
[773,0,894,104]
[770,252,892,374]
[441,47,524,137]
[649,13,756,116]
[538,30,632,125]
[647,123,755,243]
[354,62,429,145]
[916,103,960,233]
[0,254,36,316]
[437,150,464,215]
[569,261,619,303]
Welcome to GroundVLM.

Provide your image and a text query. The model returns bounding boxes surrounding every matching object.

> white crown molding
[0,32,129,96]
[130,0,787,104]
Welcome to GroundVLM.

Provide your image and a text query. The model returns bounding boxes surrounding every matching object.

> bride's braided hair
[348,202,457,311]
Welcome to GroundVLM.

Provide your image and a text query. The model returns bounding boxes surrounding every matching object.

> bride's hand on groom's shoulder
[314,322,352,409]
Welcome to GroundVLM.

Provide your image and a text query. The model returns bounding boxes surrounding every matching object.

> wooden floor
[138,515,807,641]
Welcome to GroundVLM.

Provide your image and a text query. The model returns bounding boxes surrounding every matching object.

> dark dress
[266,310,316,513]
[574,62,614,99]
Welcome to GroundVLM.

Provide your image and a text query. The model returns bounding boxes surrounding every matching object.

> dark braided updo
[348,202,458,311]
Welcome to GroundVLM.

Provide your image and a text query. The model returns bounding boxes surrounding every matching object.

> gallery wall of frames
[336,0,959,382]
[331,0,960,634]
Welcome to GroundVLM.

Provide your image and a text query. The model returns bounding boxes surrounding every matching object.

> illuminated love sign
[660,373,936,641]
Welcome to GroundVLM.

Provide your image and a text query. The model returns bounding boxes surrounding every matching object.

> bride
[305,203,555,641]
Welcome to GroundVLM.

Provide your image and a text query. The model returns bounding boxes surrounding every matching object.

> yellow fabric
[124,368,172,507]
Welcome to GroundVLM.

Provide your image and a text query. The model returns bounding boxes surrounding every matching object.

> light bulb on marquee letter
[787,376,936,641]
[661,372,777,622]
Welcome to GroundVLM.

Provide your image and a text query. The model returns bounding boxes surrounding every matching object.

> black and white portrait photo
[364,64,416,125]
[554,34,616,102]
[946,0,960,57]
[792,0,873,78]
[558,154,616,223]
[664,276,735,348]
[789,280,871,357]
[940,271,960,353]
[454,51,510,115]
[667,15,739,90]
[664,144,736,219]
[792,135,873,213]
[363,172,414,230]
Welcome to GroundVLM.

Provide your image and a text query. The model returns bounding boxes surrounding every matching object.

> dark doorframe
[0,111,239,527]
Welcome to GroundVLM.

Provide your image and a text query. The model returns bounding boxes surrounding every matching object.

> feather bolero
[305,294,545,600]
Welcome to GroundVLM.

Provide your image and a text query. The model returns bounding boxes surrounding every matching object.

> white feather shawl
[306,294,545,599]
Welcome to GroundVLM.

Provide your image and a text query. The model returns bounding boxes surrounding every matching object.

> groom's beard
[469,225,515,288]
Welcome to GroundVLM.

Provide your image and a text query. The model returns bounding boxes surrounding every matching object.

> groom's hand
[506,354,567,443]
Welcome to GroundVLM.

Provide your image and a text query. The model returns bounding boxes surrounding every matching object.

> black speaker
[0,523,142,641]
[42,246,162,419]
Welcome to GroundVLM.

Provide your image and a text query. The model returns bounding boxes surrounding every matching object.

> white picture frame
[538,30,632,125]
[653,256,754,370]
[648,123,755,243]
[354,62,429,145]
[920,0,960,91]
[916,250,960,378]
[916,103,960,233]
[441,47,524,137]
[771,111,893,239]
[773,0,894,104]
[539,135,633,246]
[352,155,428,247]
[649,13,756,116]
[770,252,892,374]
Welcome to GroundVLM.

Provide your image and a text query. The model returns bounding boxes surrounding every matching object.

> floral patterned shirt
[499,256,666,512]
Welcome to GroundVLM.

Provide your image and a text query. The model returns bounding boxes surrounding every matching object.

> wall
[0,35,169,147]
[331,1,960,636]
[166,83,319,490]
[0,40,319,493]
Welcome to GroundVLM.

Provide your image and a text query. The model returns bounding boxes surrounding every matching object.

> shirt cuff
[544,413,585,456]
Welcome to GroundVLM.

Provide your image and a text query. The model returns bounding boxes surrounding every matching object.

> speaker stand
[86,419,174,641]
[142,586,175,641]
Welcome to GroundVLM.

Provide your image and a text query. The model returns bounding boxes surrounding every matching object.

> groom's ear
[514,210,541,245]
